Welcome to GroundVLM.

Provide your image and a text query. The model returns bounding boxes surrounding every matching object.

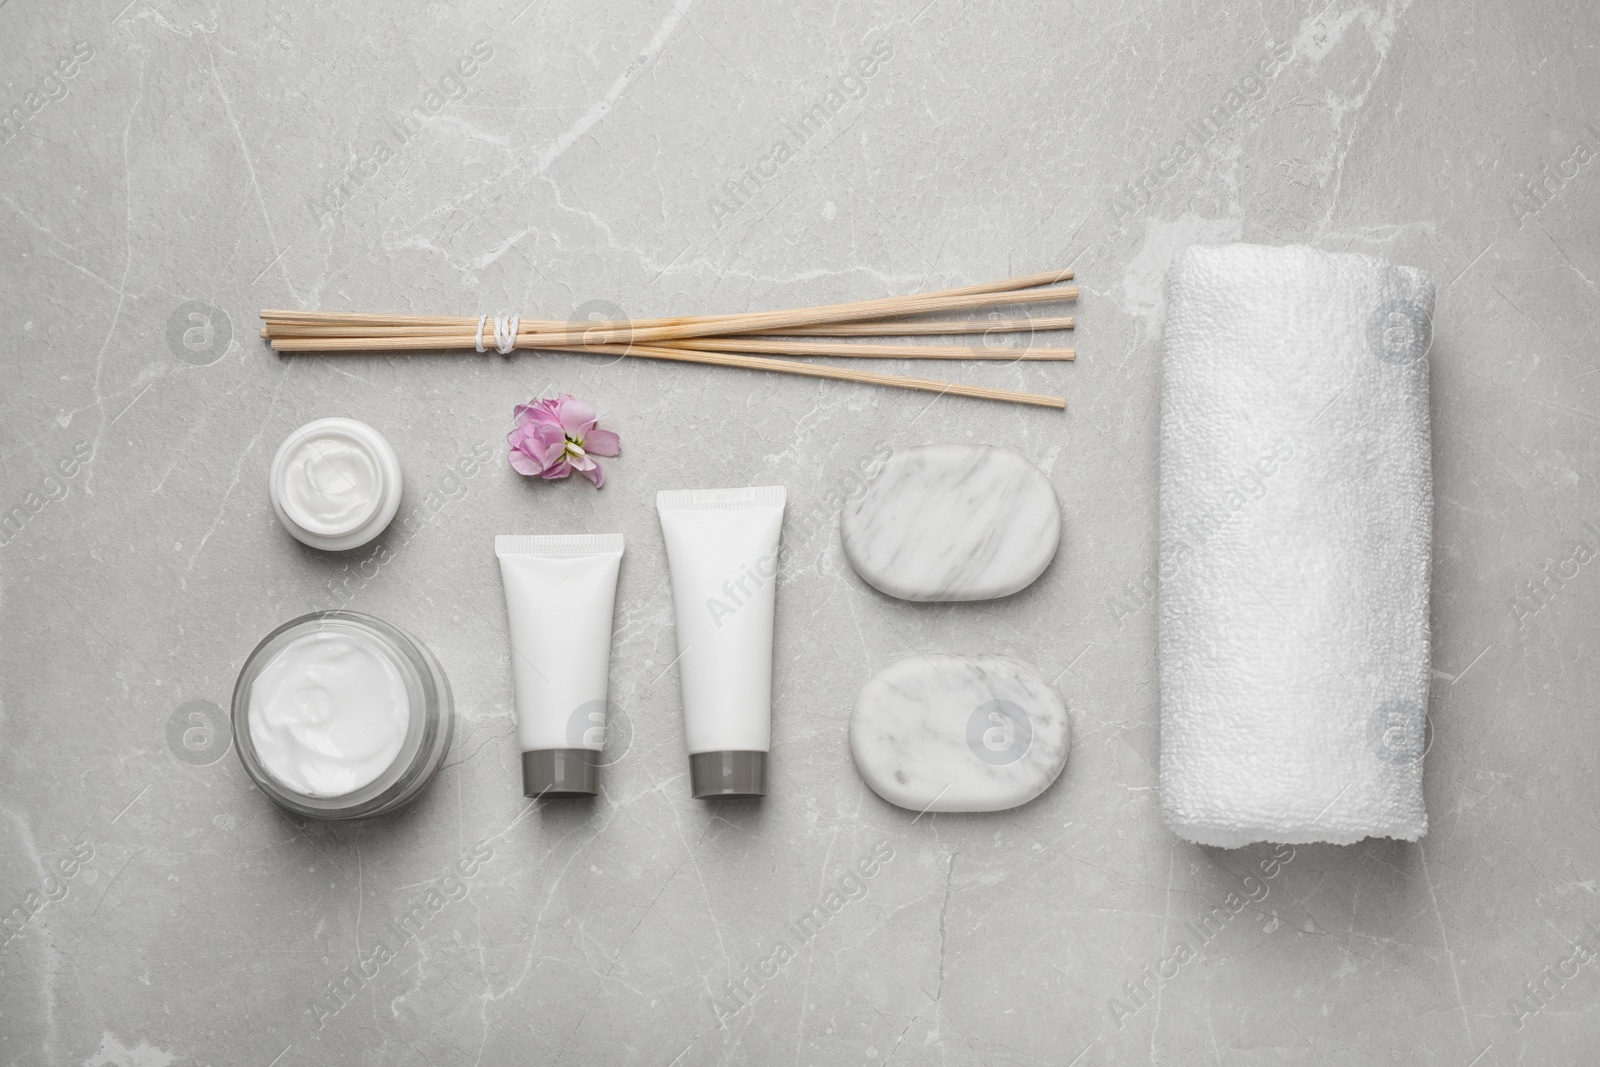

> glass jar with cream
[269,418,402,552]
[232,611,453,818]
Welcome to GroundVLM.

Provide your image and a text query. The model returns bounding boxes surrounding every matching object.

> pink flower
[508,394,620,487]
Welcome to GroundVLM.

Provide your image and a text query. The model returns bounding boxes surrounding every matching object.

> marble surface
[2,1,1599,1064]
[851,654,1070,813]
[841,444,1061,601]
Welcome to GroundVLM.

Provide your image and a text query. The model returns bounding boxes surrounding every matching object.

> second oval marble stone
[850,654,1070,813]
[840,444,1060,601]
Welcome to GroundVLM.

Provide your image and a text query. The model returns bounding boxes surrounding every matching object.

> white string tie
[475,314,519,354]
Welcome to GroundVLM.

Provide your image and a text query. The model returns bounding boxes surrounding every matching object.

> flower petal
[508,447,544,476]
[525,422,561,448]
[539,460,574,480]
[510,423,544,452]
[579,461,605,488]
[582,428,621,456]
[555,395,597,437]
[537,437,569,468]
[528,400,563,428]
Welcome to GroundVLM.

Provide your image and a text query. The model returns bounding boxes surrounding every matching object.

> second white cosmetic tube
[657,486,787,799]
[495,533,623,798]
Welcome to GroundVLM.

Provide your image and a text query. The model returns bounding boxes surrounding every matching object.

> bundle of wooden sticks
[259,268,1077,408]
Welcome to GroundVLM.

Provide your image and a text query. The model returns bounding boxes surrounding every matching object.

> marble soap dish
[840,444,1061,601]
[851,654,1070,813]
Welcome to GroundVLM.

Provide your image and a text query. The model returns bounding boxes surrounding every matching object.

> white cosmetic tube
[495,534,623,797]
[656,486,787,799]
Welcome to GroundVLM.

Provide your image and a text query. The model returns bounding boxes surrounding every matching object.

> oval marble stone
[840,444,1060,601]
[850,654,1070,813]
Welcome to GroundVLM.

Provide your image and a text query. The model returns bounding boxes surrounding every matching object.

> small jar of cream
[232,611,453,819]
[269,418,402,552]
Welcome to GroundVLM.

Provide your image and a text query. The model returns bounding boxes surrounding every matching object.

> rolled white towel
[1158,242,1433,847]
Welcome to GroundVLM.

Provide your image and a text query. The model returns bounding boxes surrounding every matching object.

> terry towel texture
[1158,243,1433,847]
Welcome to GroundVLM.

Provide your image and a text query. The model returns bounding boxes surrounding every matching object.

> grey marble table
[2,1,1597,1064]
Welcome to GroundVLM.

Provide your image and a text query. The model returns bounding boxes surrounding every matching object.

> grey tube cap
[690,750,767,799]
[523,749,599,798]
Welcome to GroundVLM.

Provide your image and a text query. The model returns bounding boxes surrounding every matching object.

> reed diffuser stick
[258,268,1079,408]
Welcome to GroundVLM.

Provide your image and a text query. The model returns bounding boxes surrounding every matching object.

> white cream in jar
[247,629,410,796]
[281,433,380,531]
[269,418,402,552]
[234,612,454,819]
